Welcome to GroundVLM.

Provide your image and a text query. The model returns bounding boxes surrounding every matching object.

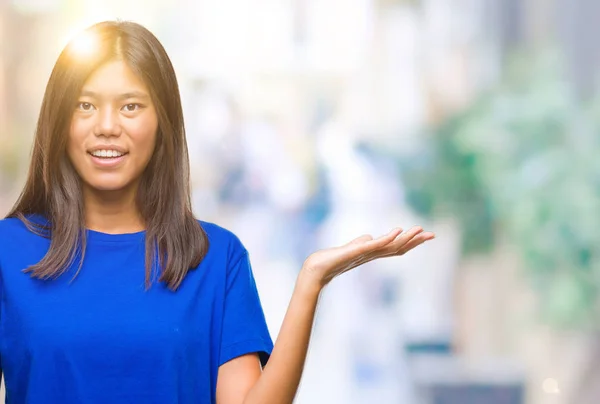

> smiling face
[67,59,158,197]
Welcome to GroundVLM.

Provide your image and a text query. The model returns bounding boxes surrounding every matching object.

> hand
[300,226,435,288]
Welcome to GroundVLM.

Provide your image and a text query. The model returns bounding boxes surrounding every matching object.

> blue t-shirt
[0,216,273,404]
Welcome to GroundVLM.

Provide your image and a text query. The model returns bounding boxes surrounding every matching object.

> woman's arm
[217,271,321,404]
[217,226,434,404]
[241,271,321,404]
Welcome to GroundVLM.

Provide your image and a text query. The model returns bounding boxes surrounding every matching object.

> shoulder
[0,216,30,240]
[197,220,247,260]
[0,214,49,238]
[0,216,43,268]
[0,214,50,248]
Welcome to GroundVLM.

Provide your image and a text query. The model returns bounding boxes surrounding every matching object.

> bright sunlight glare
[68,30,98,58]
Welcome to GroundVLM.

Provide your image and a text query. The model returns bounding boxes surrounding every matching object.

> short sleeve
[219,250,273,367]
[0,256,3,379]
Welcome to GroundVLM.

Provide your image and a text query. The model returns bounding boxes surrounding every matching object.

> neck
[83,185,145,234]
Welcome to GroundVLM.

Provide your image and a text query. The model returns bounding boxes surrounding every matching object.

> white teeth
[91,150,125,158]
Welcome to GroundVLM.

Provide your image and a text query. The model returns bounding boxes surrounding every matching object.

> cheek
[125,121,158,161]
[67,121,87,162]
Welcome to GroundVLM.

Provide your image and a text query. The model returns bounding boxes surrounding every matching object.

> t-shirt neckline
[25,213,146,244]
[85,228,146,243]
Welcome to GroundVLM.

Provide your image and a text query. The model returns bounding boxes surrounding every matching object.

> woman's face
[68,60,158,196]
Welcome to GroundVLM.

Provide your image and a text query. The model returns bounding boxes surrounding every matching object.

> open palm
[302,226,435,287]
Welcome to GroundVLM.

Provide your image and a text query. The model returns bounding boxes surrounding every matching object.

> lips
[87,145,128,154]
[87,151,128,168]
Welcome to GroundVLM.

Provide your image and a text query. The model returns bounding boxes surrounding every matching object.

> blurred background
[1,0,599,403]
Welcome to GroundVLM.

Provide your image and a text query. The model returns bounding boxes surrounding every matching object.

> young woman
[0,21,435,404]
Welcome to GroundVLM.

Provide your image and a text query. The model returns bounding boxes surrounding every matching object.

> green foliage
[399,51,600,329]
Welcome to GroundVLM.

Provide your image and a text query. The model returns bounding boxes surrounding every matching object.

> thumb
[348,234,373,245]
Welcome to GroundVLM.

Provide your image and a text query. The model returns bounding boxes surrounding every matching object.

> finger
[349,227,403,259]
[367,227,403,248]
[348,234,374,245]
[334,232,387,266]
[355,227,435,262]
[346,228,401,256]
[376,227,428,257]
[397,231,435,255]
[399,226,424,239]
[391,226,424,247]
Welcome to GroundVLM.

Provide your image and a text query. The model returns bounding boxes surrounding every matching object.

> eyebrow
[79,90,150,100]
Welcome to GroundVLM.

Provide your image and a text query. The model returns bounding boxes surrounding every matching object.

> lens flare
[68,30,98,59]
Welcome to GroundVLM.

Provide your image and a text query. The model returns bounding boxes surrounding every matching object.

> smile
[90,149,126,158]
[87,151,128,168]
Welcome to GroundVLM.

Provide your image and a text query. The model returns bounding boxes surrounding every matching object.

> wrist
[296,268,325,298]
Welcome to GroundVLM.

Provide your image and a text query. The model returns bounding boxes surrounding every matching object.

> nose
[94,107,122,137]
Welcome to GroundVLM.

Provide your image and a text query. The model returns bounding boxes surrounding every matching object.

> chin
[85,179,133,194]
[93,185,127,192]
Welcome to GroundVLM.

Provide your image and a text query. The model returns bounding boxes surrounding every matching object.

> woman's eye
[77,102,94,111]
[122,103,140,112]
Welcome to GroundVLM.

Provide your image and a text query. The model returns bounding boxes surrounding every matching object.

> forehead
[81,60,149,97]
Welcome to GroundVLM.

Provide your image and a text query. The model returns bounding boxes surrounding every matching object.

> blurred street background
[1,0,599,403]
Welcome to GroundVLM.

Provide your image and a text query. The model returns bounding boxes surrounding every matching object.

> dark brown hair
[6,20,209,290]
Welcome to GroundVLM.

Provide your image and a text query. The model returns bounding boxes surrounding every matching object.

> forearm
[243,271,322,404]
